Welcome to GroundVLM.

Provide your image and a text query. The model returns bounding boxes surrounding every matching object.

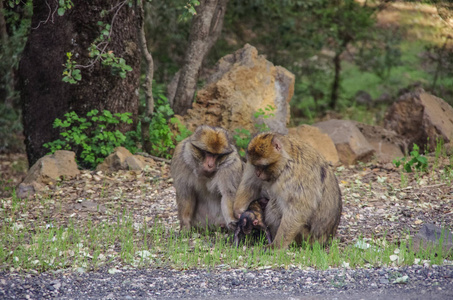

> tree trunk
[171,0,227,115]
[330,51,341,110]
[19,0,141,166]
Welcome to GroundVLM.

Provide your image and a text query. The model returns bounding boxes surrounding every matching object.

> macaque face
[189,126,233,178]
[239,212,256,235]
[253,164,271,181]
[246,133,283,182]
[191,144,232,177]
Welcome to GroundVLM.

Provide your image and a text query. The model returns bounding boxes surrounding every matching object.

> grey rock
[412,223,453,254]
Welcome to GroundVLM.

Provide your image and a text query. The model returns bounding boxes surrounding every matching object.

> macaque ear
[272,137,283,151]
[253,219,259,226]
[242,218,247,227]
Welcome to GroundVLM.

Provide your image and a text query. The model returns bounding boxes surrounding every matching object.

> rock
[375,92,392,105]
[96,147,131,172]
[314,119,375,165]
[96,147,156,172]
[384,90,453,152]
[16,150,80,198]
[412,223,453,254]
[354,122,406,163]
[355,90,373,107]
[175,44,295,135]
[288,125,339,165]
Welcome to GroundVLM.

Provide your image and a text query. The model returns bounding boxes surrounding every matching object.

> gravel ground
[1,265,452,299]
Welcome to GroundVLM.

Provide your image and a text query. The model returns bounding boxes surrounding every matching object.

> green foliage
[143,0,192,82]
[233,105,275,156]
[6,0,21,7]
[57,0,74,16]
[0,1,32,152]
[393,144,428,173]
[170,117,192,143]
[61,8,132,83]
[62,52,82,84]
[43,110,135,169]
[147,91,176,159]
[355,28,403,81]
[101,51,133,79]
[233,128,251,157]
[180,0,200,22]
[253,104,275,132]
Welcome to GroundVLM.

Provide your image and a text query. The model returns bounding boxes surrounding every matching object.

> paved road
[1,265,452,299]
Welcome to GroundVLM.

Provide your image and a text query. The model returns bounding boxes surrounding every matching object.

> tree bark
[19,0,141,166]
[171,0,226,115]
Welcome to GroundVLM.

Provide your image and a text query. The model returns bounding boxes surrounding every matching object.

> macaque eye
[255,164,269,171]
[192,144,206,157]
[217,151,232,163]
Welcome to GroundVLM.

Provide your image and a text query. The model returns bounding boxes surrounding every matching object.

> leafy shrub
[146,88,176,159]
[233,105,276,157]
[393,144,428,173]
[170,117,192,143]
[233,128,252,157]
[43,109,134,169]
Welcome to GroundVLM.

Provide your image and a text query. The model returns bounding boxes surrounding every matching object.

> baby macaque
[233,197,272,247]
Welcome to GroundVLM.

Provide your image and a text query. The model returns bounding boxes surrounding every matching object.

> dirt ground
[1,152,452,246]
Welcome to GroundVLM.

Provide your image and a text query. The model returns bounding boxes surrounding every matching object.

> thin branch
[32,0,54,30]
[75,0,128,69]
[135,152,171,164]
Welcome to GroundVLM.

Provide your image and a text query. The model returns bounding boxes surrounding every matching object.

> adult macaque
[233,132,342,249]
[171,125,243,231]
[233,197,272,247]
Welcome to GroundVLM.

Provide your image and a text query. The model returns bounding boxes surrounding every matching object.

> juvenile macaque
[171,125,243,231]
[233,132,342,249]
[233,197,272,247]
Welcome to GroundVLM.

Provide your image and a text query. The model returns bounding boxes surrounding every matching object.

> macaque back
[233,132,342,249]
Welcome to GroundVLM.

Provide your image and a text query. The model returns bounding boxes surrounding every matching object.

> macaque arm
[220,192,236,228]
[175,190,197,231]
[233,225,241,247]
[233,163,262,219]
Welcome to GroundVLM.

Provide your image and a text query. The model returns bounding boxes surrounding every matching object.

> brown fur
[233,198,272,247]
[233,132,342,249]
[171,125,244,231]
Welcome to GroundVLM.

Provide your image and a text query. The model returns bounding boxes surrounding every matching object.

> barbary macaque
[171,125,243,231]
[233,197,272,247]
[233,132,342,249]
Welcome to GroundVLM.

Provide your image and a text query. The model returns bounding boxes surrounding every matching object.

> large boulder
[288,125,339,165]
[384,90,453,152]
[354,122,406,163]
[96,147,156,172]
[314,119,375,165]
[16,150,80,198]
[174,44,295,135]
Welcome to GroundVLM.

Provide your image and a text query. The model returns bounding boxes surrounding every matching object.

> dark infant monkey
[233,197,272,247]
